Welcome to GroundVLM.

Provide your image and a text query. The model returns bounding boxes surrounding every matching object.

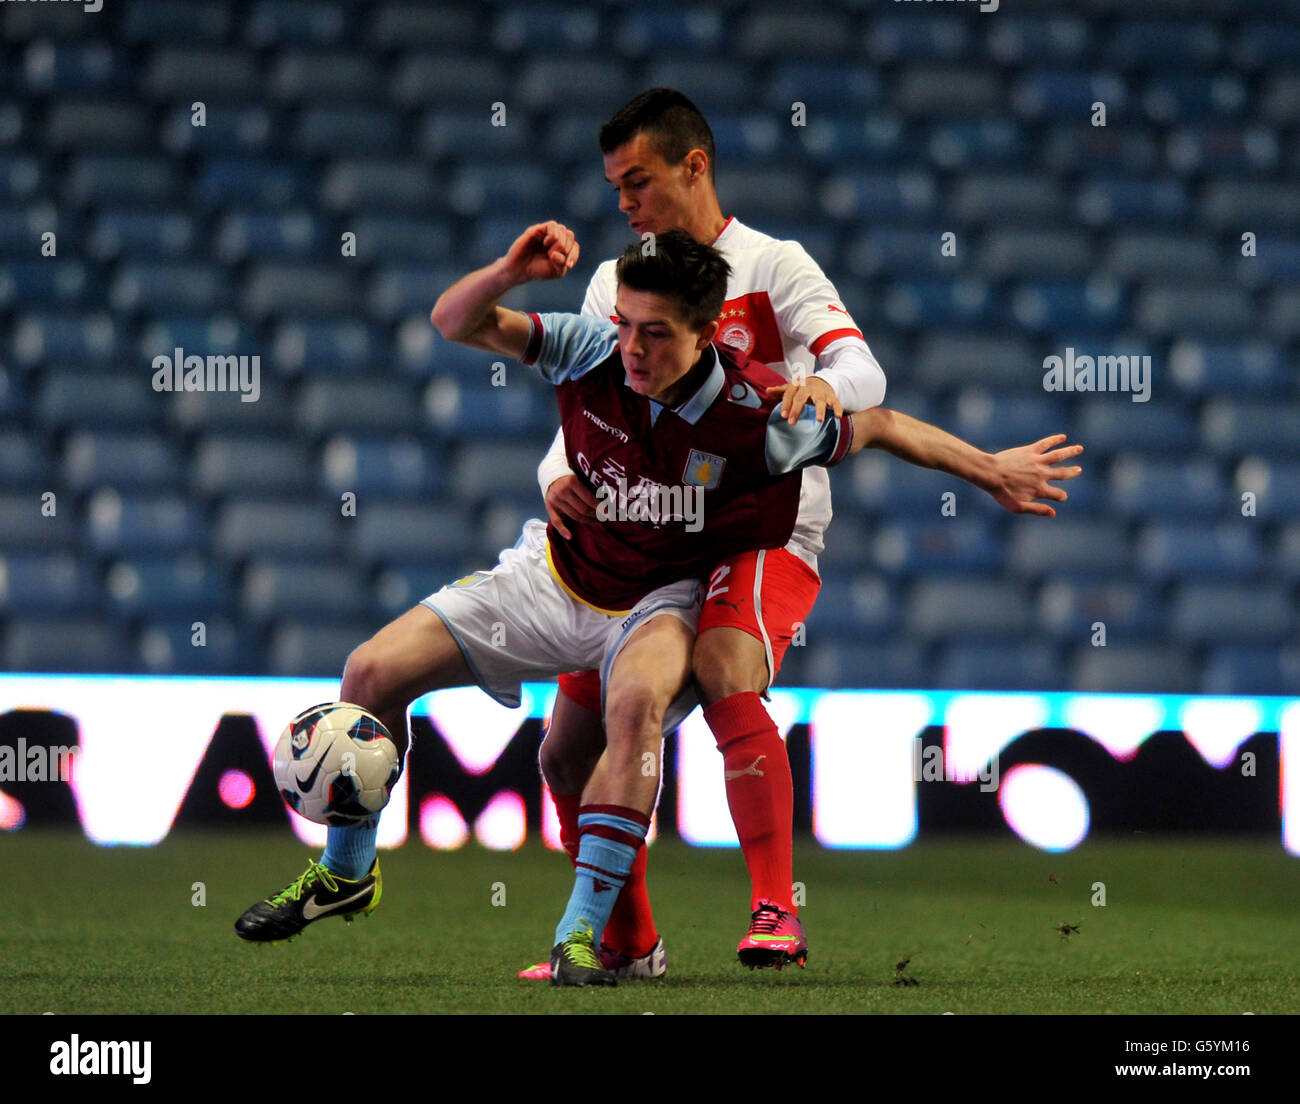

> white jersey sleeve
[763,239,886,412]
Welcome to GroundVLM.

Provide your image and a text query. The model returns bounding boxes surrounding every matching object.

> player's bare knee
[693,637,765,704]
[603,680,668,750]
[340,641,397,717]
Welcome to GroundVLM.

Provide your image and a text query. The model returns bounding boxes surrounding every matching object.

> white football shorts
[422,519,701,728]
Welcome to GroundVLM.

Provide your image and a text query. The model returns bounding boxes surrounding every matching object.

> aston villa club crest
[683,449,725,489]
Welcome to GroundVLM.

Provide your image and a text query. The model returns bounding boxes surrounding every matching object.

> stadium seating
[0,0,1293,691]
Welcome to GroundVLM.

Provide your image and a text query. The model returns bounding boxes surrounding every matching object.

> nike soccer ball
[273,702,400,826]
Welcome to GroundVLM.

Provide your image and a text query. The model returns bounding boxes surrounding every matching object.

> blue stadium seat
[1010,279,1125,332]
[1136,522,1265,580]
[0,259,94,309]
[882,280,1002,331]
[895,67,1002,118]
[1071,400,1195,455]
[1169,583,1292,644]
[347,215,455,265]
[89,209,198,260]
[1142,74,1247,126]
[1075,176,1190,227]
[1008,520,1131,579]
[1011,73,1128,120]
[844,226,956,279]
[293,106,403,156]
[1168,340,1289,397]
[736,11,856,59]
[1203,646,1300,696]
[104,557,233,619]
[936,641,1065,692]
[319,160,435,213]
[1244,237,1300,283]
[241,560,369,622]
[1167,125,1280,176]
[110,261,231,314]
[870,519,1003,578]
[0,366,22,424]
[0,431,48,488]
[913,333,1036,390]
[22,41,130,93]
[37,370,160,430]
[1231,20,1300,69]
[762,62,882,113]
[268,49,379,102]
[803,642,930,691]
[812,514,875,572]
[349,502,478,564]
[296,379,423,436]
[1105,20,1221,69]
[868,16,971,62]
[1134,284,1252,336]
[1069,644,1198,695]
[491,6,601,52]
[986,16,1090,67]
[1202,398,1300,458]
[191,435,314,497]
[1036,579,1165,644]
[389,56,510,108]
[793,115,911,167]
[1111,458,1232,520]
[45,101,151,151]
[708,113,788,163]
[270,319,384,376]
[843,452,976,519]
[166,368,291,437]
[643,59,755,112]
[924,121,1026,169]
[712,167,812,221]
[0,490,79,551]
[247,1,349,47]
[516,60,626,114]
[369,264,459,323]
[267,622,369,677]
[1199,180,1300,230]
[123,1,231,42]
[804,576,898,637]
[374,561,470,617]
[86,490,208,556]
[1265,289,1300,340]
[0,552,98,614]
[1043,125,1159,175]
[137,618,260,675]
[139,316,258,365]
[368,3,478,48]
[613,10,723,56]
[979,229,1094,278]
[214,211,326,261]
[819,169,938,222]
[450,163,562,220]
[320,436,439,499]
[950,173,1067,224]
[196,158,308,208]
[62,430,181,492]
[421,111,530,161]
[1232,459,1300,520]
[213,499,340,561]
[1105,232,1221,280]
[12,313,120,367]
[4,618,133,674]
[1262,72,1300,125]
[0,207,53,257]
[241,264,357,320]
[905,578,1035,640]
[143,47,262,99]
[451,443,556,505]
[160,104,276,155]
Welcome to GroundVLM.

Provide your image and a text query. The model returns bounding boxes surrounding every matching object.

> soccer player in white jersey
[521,89,1073,978]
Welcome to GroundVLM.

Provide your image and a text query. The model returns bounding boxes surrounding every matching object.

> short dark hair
[599,88,716,181]
[614,229,730,331]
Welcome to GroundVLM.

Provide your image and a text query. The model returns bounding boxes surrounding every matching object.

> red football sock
[553,791,581,866]
[601,842,658,959]
[704,691,795,914]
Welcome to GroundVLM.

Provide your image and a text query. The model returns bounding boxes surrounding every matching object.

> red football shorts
[556,547,821,709]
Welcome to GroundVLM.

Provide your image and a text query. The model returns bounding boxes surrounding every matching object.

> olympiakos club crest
[717,318,754,354]
[684,449,725,489]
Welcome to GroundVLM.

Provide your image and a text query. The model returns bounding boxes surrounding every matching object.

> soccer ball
[273,702,400,826]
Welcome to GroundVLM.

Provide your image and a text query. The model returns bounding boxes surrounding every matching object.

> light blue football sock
[321,817,379,880]
[553,809,647,947]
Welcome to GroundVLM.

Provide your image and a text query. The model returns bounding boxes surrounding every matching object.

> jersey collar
[645,343,724,426]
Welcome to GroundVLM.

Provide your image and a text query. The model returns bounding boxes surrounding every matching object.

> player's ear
[696,319,719,348]
[684,148,709,183]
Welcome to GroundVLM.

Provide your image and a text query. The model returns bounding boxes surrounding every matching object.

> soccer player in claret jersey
[233,220,1080,988]
[520,89,1075,979]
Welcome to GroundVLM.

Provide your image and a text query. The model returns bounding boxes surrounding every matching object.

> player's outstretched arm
[848,407,1083,518]
[431,220,580,358]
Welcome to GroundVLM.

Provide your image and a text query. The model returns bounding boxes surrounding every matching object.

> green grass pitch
[3,831,1297,1014]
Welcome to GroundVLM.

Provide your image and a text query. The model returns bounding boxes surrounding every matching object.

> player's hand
[544,474,598,540]
[501,221,580,284]
[766,375,844,425]
[987,434,1083,518]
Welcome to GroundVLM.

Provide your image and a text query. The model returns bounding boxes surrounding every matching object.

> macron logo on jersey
[582,408,629,443]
